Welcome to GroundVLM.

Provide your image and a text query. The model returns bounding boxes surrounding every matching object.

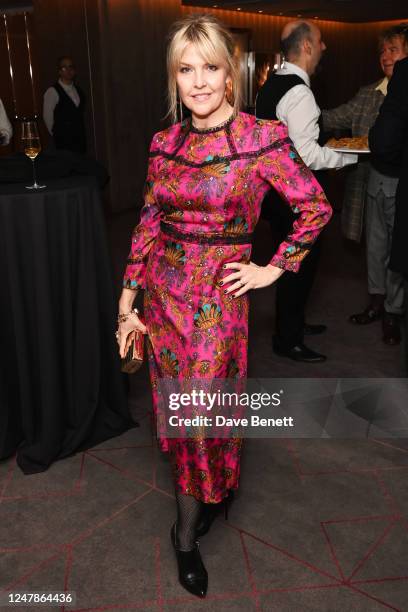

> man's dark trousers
[263,187,323,350]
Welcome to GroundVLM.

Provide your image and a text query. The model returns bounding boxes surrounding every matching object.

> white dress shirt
[43,79,80,135]
[275,62,357,171]
[0,98,13,145]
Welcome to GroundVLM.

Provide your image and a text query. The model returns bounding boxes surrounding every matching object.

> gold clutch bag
[121,328,145,374]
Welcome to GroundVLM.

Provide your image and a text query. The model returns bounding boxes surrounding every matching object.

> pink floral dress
[123,112,332,503]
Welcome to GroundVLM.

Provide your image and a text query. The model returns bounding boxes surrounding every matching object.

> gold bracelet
[117,307,139,324]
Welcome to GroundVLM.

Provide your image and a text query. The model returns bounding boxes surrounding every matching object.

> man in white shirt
[43,56,86,153]
[0,98,13,146]
[256,20,357,363]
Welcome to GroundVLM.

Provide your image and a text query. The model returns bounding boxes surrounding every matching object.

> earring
[179,97,183,123]
[225,81,234,105]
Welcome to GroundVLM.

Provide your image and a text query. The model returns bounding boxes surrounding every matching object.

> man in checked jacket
[322,24,408,345]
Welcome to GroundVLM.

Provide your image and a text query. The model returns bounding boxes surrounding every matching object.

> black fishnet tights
[175,491,202,551]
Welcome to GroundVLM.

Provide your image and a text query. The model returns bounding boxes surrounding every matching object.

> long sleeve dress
[123,112,332,503]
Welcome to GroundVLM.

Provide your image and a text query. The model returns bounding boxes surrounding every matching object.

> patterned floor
[0,213,406,611]
[1,415,407,611]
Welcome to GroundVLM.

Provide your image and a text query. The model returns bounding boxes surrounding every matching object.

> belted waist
[160,221,254,245]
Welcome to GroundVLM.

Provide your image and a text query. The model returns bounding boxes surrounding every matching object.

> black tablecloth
[0,151,109,188]
[0,177,135,474]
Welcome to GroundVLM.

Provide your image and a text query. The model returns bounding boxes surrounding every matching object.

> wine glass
[21,120,46,190]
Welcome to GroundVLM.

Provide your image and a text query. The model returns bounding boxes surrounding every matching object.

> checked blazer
[322,81,385,242]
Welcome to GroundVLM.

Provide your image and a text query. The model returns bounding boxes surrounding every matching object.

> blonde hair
[166,13,242,124]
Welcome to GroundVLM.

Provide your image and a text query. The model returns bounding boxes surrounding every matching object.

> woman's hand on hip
[222,262,284,297]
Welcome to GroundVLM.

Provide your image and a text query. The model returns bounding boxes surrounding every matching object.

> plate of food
[326,136,370,154]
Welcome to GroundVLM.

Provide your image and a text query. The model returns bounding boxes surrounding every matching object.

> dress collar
[190,112,236,134]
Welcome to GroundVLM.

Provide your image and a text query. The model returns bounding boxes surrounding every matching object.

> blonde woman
[117,14,332,598]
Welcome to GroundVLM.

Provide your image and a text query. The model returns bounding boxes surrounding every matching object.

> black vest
[53,82,86,154]
[256,74,305,121]
[256,72,326,185]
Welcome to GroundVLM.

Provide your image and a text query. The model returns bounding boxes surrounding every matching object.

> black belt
[160,221,253,245]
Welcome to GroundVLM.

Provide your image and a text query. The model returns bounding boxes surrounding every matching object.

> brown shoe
[382,313,401,345]
[349,303,384,325]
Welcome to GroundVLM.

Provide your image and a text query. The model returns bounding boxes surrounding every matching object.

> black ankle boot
[171,523,208,598]
[195,490,234,538]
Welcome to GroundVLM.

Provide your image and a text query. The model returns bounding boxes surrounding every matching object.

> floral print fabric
[123,112,332,502]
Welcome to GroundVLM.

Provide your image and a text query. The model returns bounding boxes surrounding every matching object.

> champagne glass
[21,120,46,189]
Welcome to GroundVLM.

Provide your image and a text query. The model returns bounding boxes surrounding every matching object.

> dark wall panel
[100,0,180,212]
[32,0,97,155]
[2,2,406,207]
[181,7,402,108]
[0,14,15,119]
[28,0,179,212]
[0,11,40,156]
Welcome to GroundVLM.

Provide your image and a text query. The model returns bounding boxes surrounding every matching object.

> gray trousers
[366,177,404,315]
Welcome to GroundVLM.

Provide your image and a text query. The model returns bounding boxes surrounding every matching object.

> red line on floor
[1,551,65,591]
[70,488,153,547]
[85,449,154,490]
[238,528,339,582]
[321,514,397,525]
[256,582,346,595]
[372,439,408,455]
[0,543,65,553]
[64,545,73,590]
[347,520,396,581]
[372,471,401,516]
[85,449,173,499]
[75,453,87,490]
[284,440,304,478]
[320,523,346,581]
[163,589,255,605]
[154,537,163,611]
[351,576,408,586]
[68,578,407,611]
[239,531,261,610]
[348,583,401,611]
[69,600,158,611]
[71,591,254,610]
[2,490,81,502]
[61,545,74,612]
[0,455,85,502]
